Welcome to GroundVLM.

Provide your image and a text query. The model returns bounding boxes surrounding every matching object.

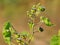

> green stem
[32,25,35,35]
[28,21,43,44]
[11,25,17,33]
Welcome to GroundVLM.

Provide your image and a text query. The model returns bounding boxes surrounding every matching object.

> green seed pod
[40,16,53,26]
[39,27,44,32]
[40,6,45,12]
[38,6,45,12]
[44,18,53,26]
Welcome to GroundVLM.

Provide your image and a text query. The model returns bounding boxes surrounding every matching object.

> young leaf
[44,18,53,26]
[4,21,11,29]
[3,30,11,44]
[40,16,53,26]
[3,21,11,44]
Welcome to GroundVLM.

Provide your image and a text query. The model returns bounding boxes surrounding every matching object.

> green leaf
[4,21,11,29]
[50,35,59,45]
[50,30,60,45]
[40,16,53,26]
[44,18,53,26]
[3,30,11,37]
[3,30,11,44]
[4,37,11,44]
[3,21,11,44]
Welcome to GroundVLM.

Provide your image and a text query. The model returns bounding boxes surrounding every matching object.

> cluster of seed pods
[27,3,45,33]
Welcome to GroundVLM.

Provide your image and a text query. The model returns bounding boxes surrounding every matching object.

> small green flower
[40,6,45,12]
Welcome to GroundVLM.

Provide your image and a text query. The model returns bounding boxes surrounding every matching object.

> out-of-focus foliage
[50,35,58,45]
[50,30,60,45]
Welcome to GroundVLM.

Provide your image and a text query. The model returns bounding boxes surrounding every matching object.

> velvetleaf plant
[2,3,54,45]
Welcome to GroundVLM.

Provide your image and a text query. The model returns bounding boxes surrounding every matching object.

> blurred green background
[0,0,60,45]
